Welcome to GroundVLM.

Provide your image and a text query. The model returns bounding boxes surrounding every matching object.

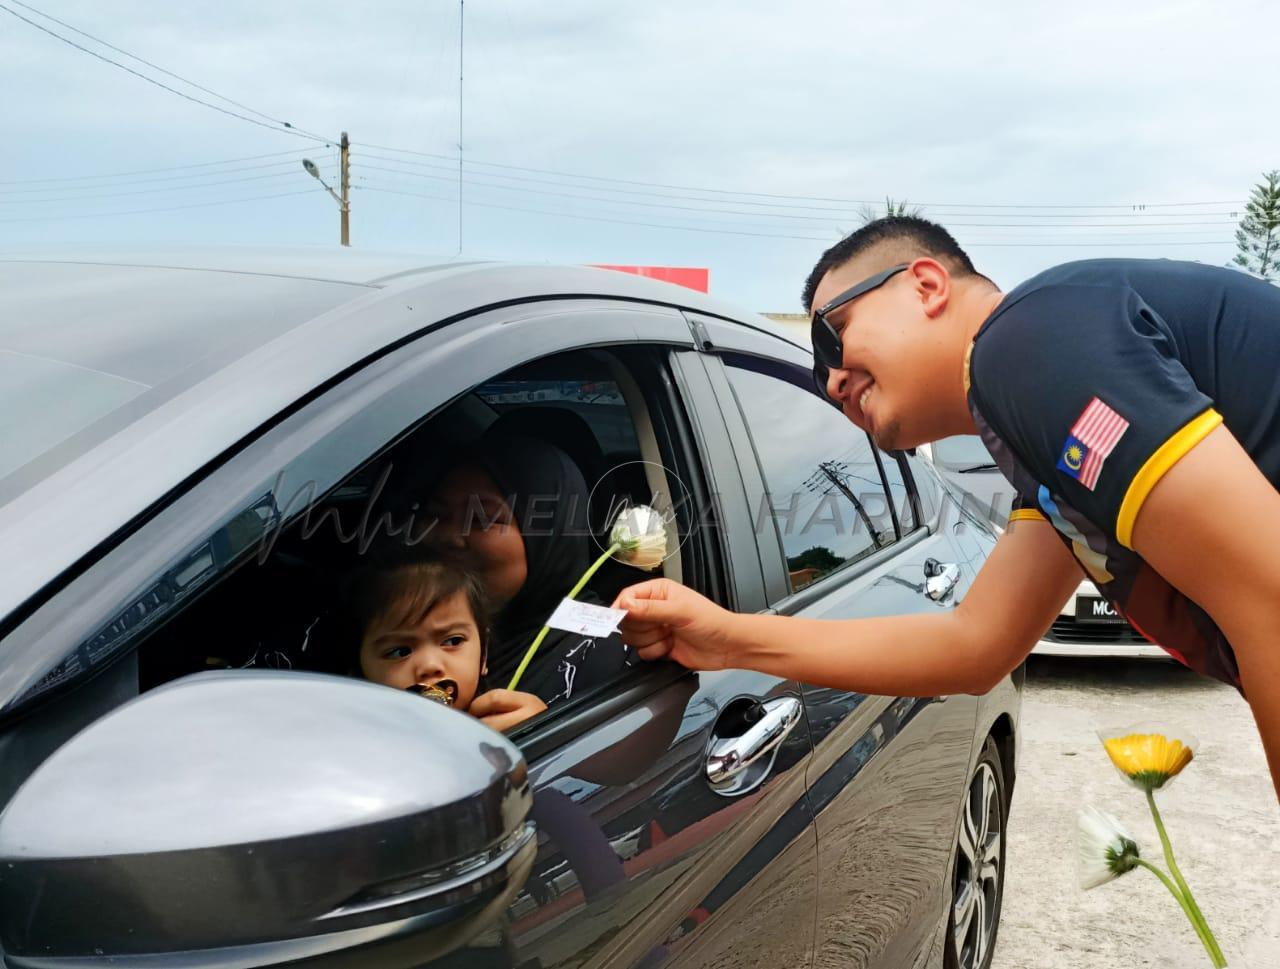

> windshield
[930,435,996,471]
[0,351,148,483]
[0,261,365,510]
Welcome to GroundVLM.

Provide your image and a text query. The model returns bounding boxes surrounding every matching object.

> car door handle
[706,696,803,787]
[924,559,961,602]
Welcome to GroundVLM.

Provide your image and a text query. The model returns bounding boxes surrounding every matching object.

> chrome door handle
[706,696,802,787]
[924,559,960,602]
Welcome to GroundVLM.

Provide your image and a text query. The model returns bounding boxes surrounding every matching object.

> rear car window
[724,358,899,593]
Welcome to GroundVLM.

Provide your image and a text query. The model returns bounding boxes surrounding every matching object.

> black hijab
[469,432,626,697]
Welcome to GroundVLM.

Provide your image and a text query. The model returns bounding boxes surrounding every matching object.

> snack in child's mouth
[407,680,458,706]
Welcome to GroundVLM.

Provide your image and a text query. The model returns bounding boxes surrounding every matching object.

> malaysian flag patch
[1056,397,1130,490]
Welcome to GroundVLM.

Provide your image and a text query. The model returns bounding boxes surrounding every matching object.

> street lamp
[301,131,350,246]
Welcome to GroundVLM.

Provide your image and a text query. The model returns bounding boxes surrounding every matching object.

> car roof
[0,245,479,285]
[0,247,803,627]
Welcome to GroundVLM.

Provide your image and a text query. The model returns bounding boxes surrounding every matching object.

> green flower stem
[1135,860,1223,966]
[1133,859,1218,960]
[1145,790,1227,968]
[506,542,621,692]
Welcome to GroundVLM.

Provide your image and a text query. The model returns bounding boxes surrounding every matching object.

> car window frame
[0,299,699,727]
[678,312,924,596]
[505,344,747,750]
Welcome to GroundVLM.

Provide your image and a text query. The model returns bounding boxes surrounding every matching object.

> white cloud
[0,0,1270,309]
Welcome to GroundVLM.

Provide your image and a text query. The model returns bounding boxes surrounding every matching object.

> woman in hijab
[421,432,630,706]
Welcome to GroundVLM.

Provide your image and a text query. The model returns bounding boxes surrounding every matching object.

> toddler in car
[342,555,547,733]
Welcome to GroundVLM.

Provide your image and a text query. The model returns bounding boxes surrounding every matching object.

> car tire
[944,735,1007,969]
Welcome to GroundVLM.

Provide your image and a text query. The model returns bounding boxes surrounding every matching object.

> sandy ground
[990,657,1280,969]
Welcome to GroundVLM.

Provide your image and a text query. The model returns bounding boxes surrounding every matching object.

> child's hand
[470,689,547,732]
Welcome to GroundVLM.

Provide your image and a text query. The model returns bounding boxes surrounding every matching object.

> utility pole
[804,461,886,548]
[301,133,351,246]
[339,131,350,247]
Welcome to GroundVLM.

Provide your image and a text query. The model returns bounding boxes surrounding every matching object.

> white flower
[1077,806,1142,890]
[609,504,669,571]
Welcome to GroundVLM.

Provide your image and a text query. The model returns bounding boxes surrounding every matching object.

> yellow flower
[1099,724,1197,792]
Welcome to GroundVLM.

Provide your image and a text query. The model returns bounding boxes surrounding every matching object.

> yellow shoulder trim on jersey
[1008,508,1047,524]
[962,341,974,394]
[1116,408,1223,549]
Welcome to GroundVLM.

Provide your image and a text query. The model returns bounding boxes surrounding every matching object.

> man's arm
[1130,425,1280,800]
[616,518,1081,697]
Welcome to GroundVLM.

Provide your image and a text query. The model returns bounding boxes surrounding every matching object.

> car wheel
[945,735,1007,969]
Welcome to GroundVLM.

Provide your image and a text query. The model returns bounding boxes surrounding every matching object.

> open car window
[131,345,713,723]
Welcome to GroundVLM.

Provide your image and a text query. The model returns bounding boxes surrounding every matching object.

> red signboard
[591,265,710,293]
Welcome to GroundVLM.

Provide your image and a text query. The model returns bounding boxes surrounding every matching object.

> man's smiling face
[810,255,944,450]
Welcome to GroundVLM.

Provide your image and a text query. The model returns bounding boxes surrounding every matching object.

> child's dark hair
[338,551,492,678]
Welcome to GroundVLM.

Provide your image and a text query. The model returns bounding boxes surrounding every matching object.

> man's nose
[825,367,849,404]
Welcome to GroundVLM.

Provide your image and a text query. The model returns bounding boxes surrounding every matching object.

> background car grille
[1045,617,1150,645]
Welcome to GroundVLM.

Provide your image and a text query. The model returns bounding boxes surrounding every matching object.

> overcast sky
[1,1,1272,310]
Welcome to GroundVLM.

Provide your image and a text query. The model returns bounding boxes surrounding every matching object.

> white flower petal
[1077,806,1140,891]
[609,505,669,571]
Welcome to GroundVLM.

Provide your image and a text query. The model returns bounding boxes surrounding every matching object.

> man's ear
[909,257,951,319]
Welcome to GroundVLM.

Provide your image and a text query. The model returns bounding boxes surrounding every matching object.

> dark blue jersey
[966,258,1280,688]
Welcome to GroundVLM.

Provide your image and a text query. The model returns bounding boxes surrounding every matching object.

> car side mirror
[0,671,534,967]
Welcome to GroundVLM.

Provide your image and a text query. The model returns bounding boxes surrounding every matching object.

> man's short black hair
[801,216,986,312]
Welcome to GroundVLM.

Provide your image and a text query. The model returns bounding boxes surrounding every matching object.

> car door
[0,299,818,969]
[687,315,982,969]
[434,342,818,969]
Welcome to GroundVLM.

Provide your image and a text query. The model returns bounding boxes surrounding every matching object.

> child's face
[359,590,485,710]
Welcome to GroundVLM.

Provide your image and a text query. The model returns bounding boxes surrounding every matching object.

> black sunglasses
[811,263,909,402]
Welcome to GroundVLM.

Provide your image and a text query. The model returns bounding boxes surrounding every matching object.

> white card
[545,598,627,639]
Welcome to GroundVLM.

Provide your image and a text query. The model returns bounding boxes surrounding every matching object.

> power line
[968,240,1233,247]
[355,171,1241,230]
[357,151,1246,219]
[0,188,324,224]
[357,151,1244,219]
[0,158,332,196]
[354,185,1235,247]
[0,148,318,186]
[0,1,331,143]
[457,0,464,254]
[0,167,336,205]
[356,185,834,241]
[356,176,852,235]
[356,141,1244,211]
[9,0,332,139]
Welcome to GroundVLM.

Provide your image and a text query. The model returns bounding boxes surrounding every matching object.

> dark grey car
[0,251,1022,969]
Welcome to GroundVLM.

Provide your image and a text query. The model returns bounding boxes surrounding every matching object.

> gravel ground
[990,656,1280,969]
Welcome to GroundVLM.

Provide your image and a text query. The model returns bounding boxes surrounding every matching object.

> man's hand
[470,689,547,732]
[615,520,1078,698]
[613,579,736,670]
